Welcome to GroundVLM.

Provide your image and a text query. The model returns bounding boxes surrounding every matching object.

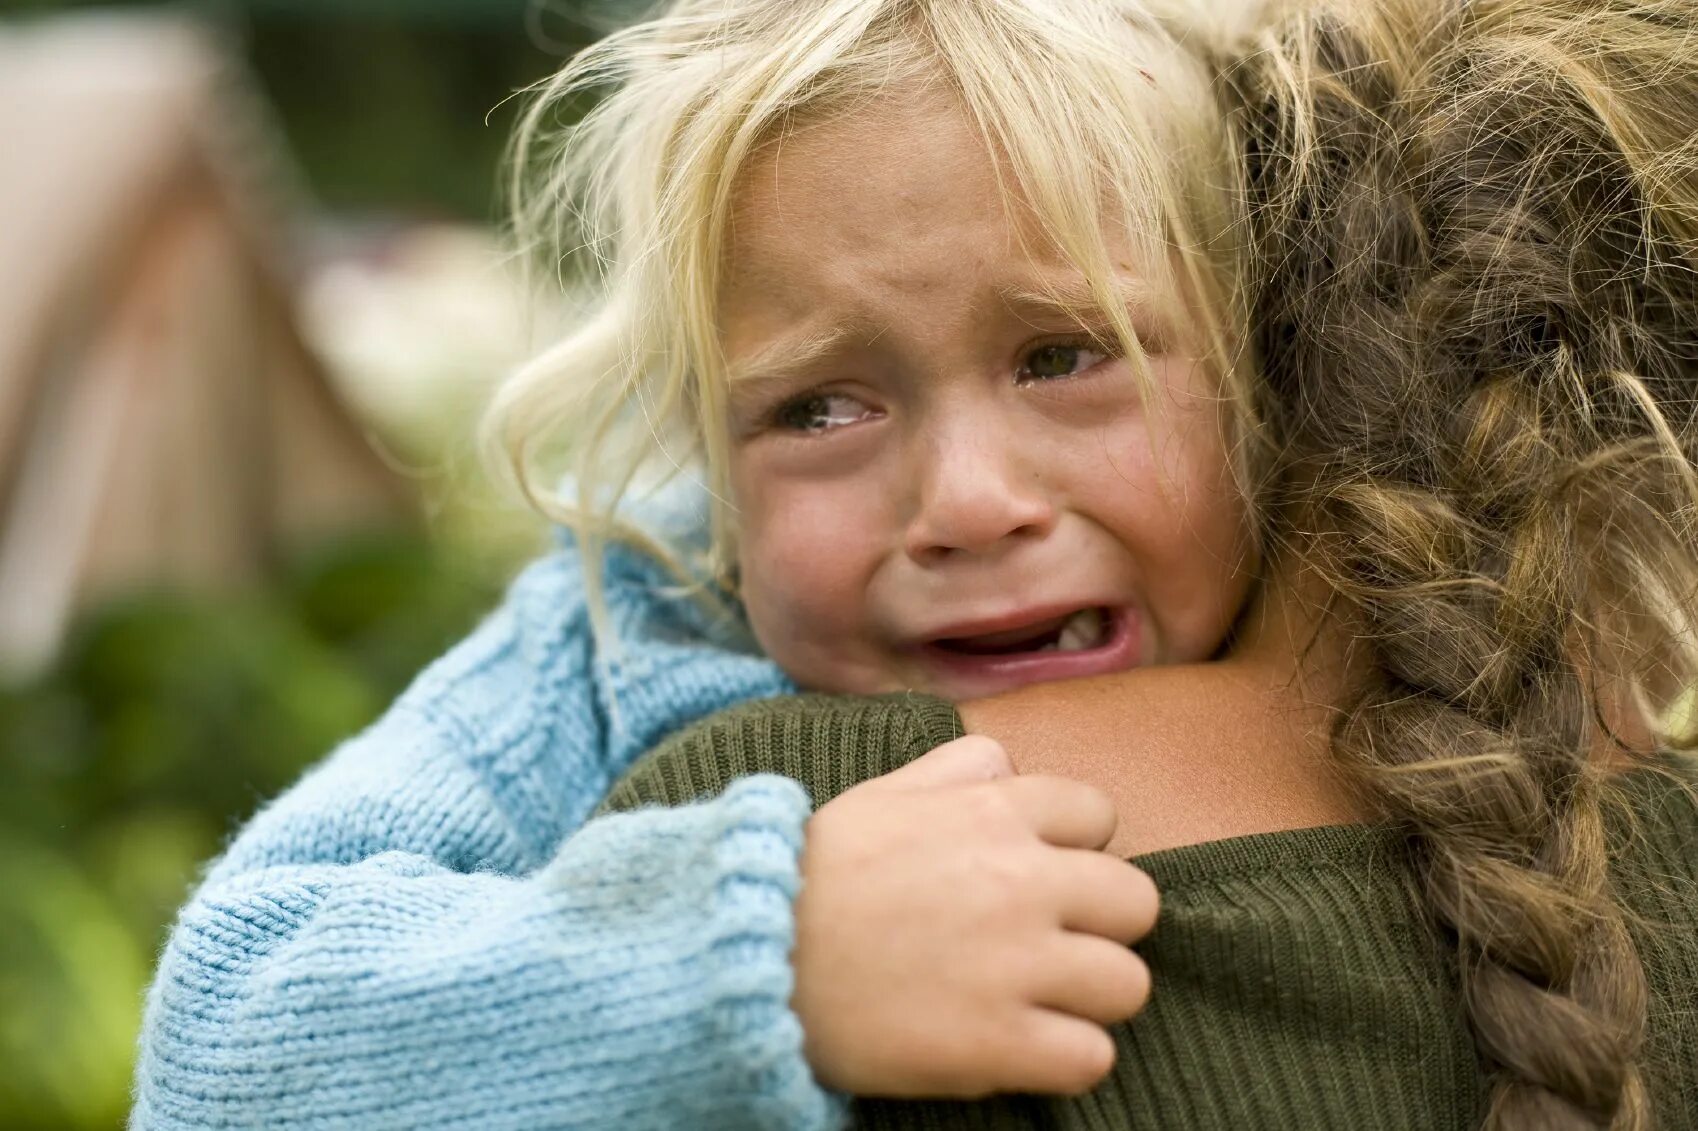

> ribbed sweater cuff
[695,773,851,1131]
[586,694,961,1127]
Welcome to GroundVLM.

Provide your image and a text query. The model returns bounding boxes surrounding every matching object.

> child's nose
[903,433,1057,562]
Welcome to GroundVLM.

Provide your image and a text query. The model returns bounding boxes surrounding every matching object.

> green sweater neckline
[1130,820,1405,888]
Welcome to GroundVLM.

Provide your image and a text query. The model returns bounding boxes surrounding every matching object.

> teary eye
[772,392,876,434]
[1018,342,1108,382]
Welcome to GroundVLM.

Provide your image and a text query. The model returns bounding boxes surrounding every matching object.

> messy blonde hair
[485,0,1252,631]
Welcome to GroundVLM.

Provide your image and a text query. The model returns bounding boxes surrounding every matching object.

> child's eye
[1017,342,1110,382]
[771,392,877,434]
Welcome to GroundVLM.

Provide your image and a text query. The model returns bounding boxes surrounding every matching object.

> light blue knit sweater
[129,529,847,1130]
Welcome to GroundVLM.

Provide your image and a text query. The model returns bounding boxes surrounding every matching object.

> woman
[601,1,1698,1128]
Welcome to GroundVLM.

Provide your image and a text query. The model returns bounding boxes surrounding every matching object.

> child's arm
[131,544,837,1131]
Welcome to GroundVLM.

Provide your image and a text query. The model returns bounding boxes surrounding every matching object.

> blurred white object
[301,223,538,452]
[0,15,414,680]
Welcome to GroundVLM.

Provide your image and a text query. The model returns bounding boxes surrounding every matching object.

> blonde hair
[485,0,1253,632]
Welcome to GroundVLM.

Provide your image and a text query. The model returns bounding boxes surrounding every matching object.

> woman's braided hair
[1224,1,1698,1127]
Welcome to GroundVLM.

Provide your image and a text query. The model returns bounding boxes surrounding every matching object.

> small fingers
[1047,850,1160,943]
[1027,934,1153,1027]
[871,735,1014,789]
[996,774,1119,850]
[991,1009,1118,1096]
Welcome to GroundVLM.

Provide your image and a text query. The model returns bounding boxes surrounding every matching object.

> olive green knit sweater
[598,693,1698,1131]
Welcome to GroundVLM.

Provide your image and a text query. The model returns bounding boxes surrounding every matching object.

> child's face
[719,96,1254,700]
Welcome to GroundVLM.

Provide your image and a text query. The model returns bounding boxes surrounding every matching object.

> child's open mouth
[919,605,1141,696]
[933,607,1110,655]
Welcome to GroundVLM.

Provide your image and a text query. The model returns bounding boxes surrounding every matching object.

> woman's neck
[1227,549,1362,701]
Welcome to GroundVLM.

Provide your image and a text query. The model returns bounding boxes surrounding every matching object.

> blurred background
[0,2,603,1125]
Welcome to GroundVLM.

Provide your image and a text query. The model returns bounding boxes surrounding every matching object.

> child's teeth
[1055,608,1105,652]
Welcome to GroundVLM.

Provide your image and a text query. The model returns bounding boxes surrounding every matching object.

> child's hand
[791,735,1157,1099]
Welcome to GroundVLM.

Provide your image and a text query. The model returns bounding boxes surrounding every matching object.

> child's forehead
[729,92,991,224]
[723,93,1168,289]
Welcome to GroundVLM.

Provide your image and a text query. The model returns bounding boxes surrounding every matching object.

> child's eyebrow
[725,321,867,393]
[996,276,1178,335]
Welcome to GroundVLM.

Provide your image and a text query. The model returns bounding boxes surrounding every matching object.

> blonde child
[133,0,1698,1129]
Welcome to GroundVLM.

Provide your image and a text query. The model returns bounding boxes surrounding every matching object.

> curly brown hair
[1223,1,1698,1126]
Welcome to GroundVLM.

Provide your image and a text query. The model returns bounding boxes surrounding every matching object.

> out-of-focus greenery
[0,534,509,1130]
[1,2,596,1125]
[8,0,598,218]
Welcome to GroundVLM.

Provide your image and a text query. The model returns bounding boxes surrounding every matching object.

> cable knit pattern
[130,535,848,1131]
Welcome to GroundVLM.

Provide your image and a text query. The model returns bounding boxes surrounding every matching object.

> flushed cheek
[1142,470,1256,661]
[1086,414,1255,662]
[732,483,899,691]
[1151,534,1255,661]
[739,534,863,636]
[740,560,903,693]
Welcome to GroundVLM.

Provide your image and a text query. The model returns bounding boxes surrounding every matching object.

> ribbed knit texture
[130,535,852,1131]
[606,695,1698,1130]
[597,693,966,817]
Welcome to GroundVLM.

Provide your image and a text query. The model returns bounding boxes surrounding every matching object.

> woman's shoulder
[597,654,1362,855]
[960,658,1368,856]
[599,659,1698,885]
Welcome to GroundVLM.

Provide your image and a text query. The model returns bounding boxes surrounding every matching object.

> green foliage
[0,534,502,1130]
[8,0,582,218]
[1,4,564,1122]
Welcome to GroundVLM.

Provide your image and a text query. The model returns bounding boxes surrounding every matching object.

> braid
[1225,2,1698,1126]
